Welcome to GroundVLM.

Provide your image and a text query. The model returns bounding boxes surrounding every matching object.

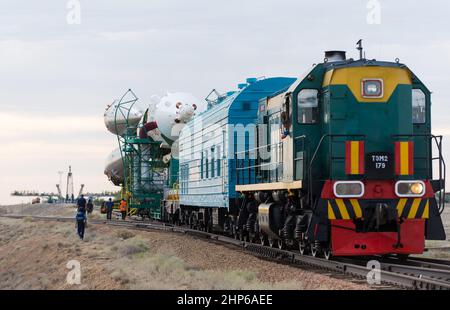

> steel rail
[336,257,450,283]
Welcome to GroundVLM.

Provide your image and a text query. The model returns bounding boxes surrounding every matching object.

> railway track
[2,214,450,290]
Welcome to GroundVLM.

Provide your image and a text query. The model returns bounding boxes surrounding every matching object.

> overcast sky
[1,0,449,203]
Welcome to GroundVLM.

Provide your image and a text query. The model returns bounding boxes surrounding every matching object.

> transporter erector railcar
[177,47,446,258]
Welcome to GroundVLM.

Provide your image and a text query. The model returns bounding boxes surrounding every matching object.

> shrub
[117,230,135,240]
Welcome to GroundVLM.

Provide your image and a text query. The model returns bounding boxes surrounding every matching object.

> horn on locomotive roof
[356,39,363,60]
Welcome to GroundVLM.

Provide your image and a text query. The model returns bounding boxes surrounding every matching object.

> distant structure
[56,184,62,200]
[78,184,85,199]
[11,165,118,204]
[56,170,64,200]
[66,166,74,202]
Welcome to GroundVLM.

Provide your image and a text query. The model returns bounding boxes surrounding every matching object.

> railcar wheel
[240,231,249,242]
[245,233,251,242]
[311,245,319,257]
[232,225,238,239]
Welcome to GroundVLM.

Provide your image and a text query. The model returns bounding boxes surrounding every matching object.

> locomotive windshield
[297,89,319,124]
[412,88,426,124]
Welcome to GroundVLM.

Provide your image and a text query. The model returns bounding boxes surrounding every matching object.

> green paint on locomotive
[289,60,432,183]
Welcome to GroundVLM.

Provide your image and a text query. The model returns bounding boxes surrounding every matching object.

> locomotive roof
[282,58,428,96]
[323,58,408,71]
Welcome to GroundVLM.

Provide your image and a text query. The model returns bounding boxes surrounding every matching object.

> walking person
[119,199,128,220]
[77,194,87,211]
[86,199,94,214]
[106,198,114,220]
[75,207,87,240]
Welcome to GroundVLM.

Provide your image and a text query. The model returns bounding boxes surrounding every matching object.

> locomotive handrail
[308,134,365,209]
[235,141,283,157]
[392,134,446,214]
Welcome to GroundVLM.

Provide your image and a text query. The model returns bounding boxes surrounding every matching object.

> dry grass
[116,230,136,240]
[104,235,334,290]
[0,217,368,290]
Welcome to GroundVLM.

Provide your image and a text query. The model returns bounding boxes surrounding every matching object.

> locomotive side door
[411,85,432,180]
[291,66,325,183]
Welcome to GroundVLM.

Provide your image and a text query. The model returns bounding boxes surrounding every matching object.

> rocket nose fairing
[140,92,206,150]
[103,99,143,136]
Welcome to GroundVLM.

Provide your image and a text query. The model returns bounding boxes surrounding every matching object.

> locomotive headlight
[410,182,424,194]
[362,79,383,98]
[333,181,364,198]
[395,180,425,197]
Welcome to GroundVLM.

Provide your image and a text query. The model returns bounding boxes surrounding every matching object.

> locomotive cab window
[297,89,319,124]
[412,89,426,124]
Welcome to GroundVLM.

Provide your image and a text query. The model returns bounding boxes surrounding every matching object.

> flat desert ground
[0,203,372,290]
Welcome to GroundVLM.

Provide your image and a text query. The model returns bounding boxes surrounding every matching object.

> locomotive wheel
[311,245,320,257]
[299,241,308,255]
[323,247,332,260]
[397,254,409,262]
[268,237,277,248]
[259,234,267,246]
[278,239,285,250]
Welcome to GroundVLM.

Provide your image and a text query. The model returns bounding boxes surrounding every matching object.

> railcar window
[211,147,215,178]
[201,152,204,179]
[205,150,209,178]
[217,146,221,177]
[297,89,319,124]
[412,89,426,124]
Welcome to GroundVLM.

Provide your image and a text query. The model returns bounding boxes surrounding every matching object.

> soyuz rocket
[103,92,206,186]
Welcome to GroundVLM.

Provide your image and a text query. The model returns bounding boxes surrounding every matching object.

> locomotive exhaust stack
[324,50,346,62]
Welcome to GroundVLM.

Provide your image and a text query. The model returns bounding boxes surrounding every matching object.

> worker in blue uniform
[75,208,87,240]
[105,198,114,220]
[77,194,87,211]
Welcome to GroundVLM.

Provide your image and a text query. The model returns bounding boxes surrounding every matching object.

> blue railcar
[178,77,295,227]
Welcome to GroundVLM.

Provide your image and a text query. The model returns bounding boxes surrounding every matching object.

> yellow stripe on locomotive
[327,198,429,220]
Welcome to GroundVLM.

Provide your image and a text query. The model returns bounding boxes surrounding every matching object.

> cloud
[96,30,156,41]
[0,112,105,140]
[2,0,450,200]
